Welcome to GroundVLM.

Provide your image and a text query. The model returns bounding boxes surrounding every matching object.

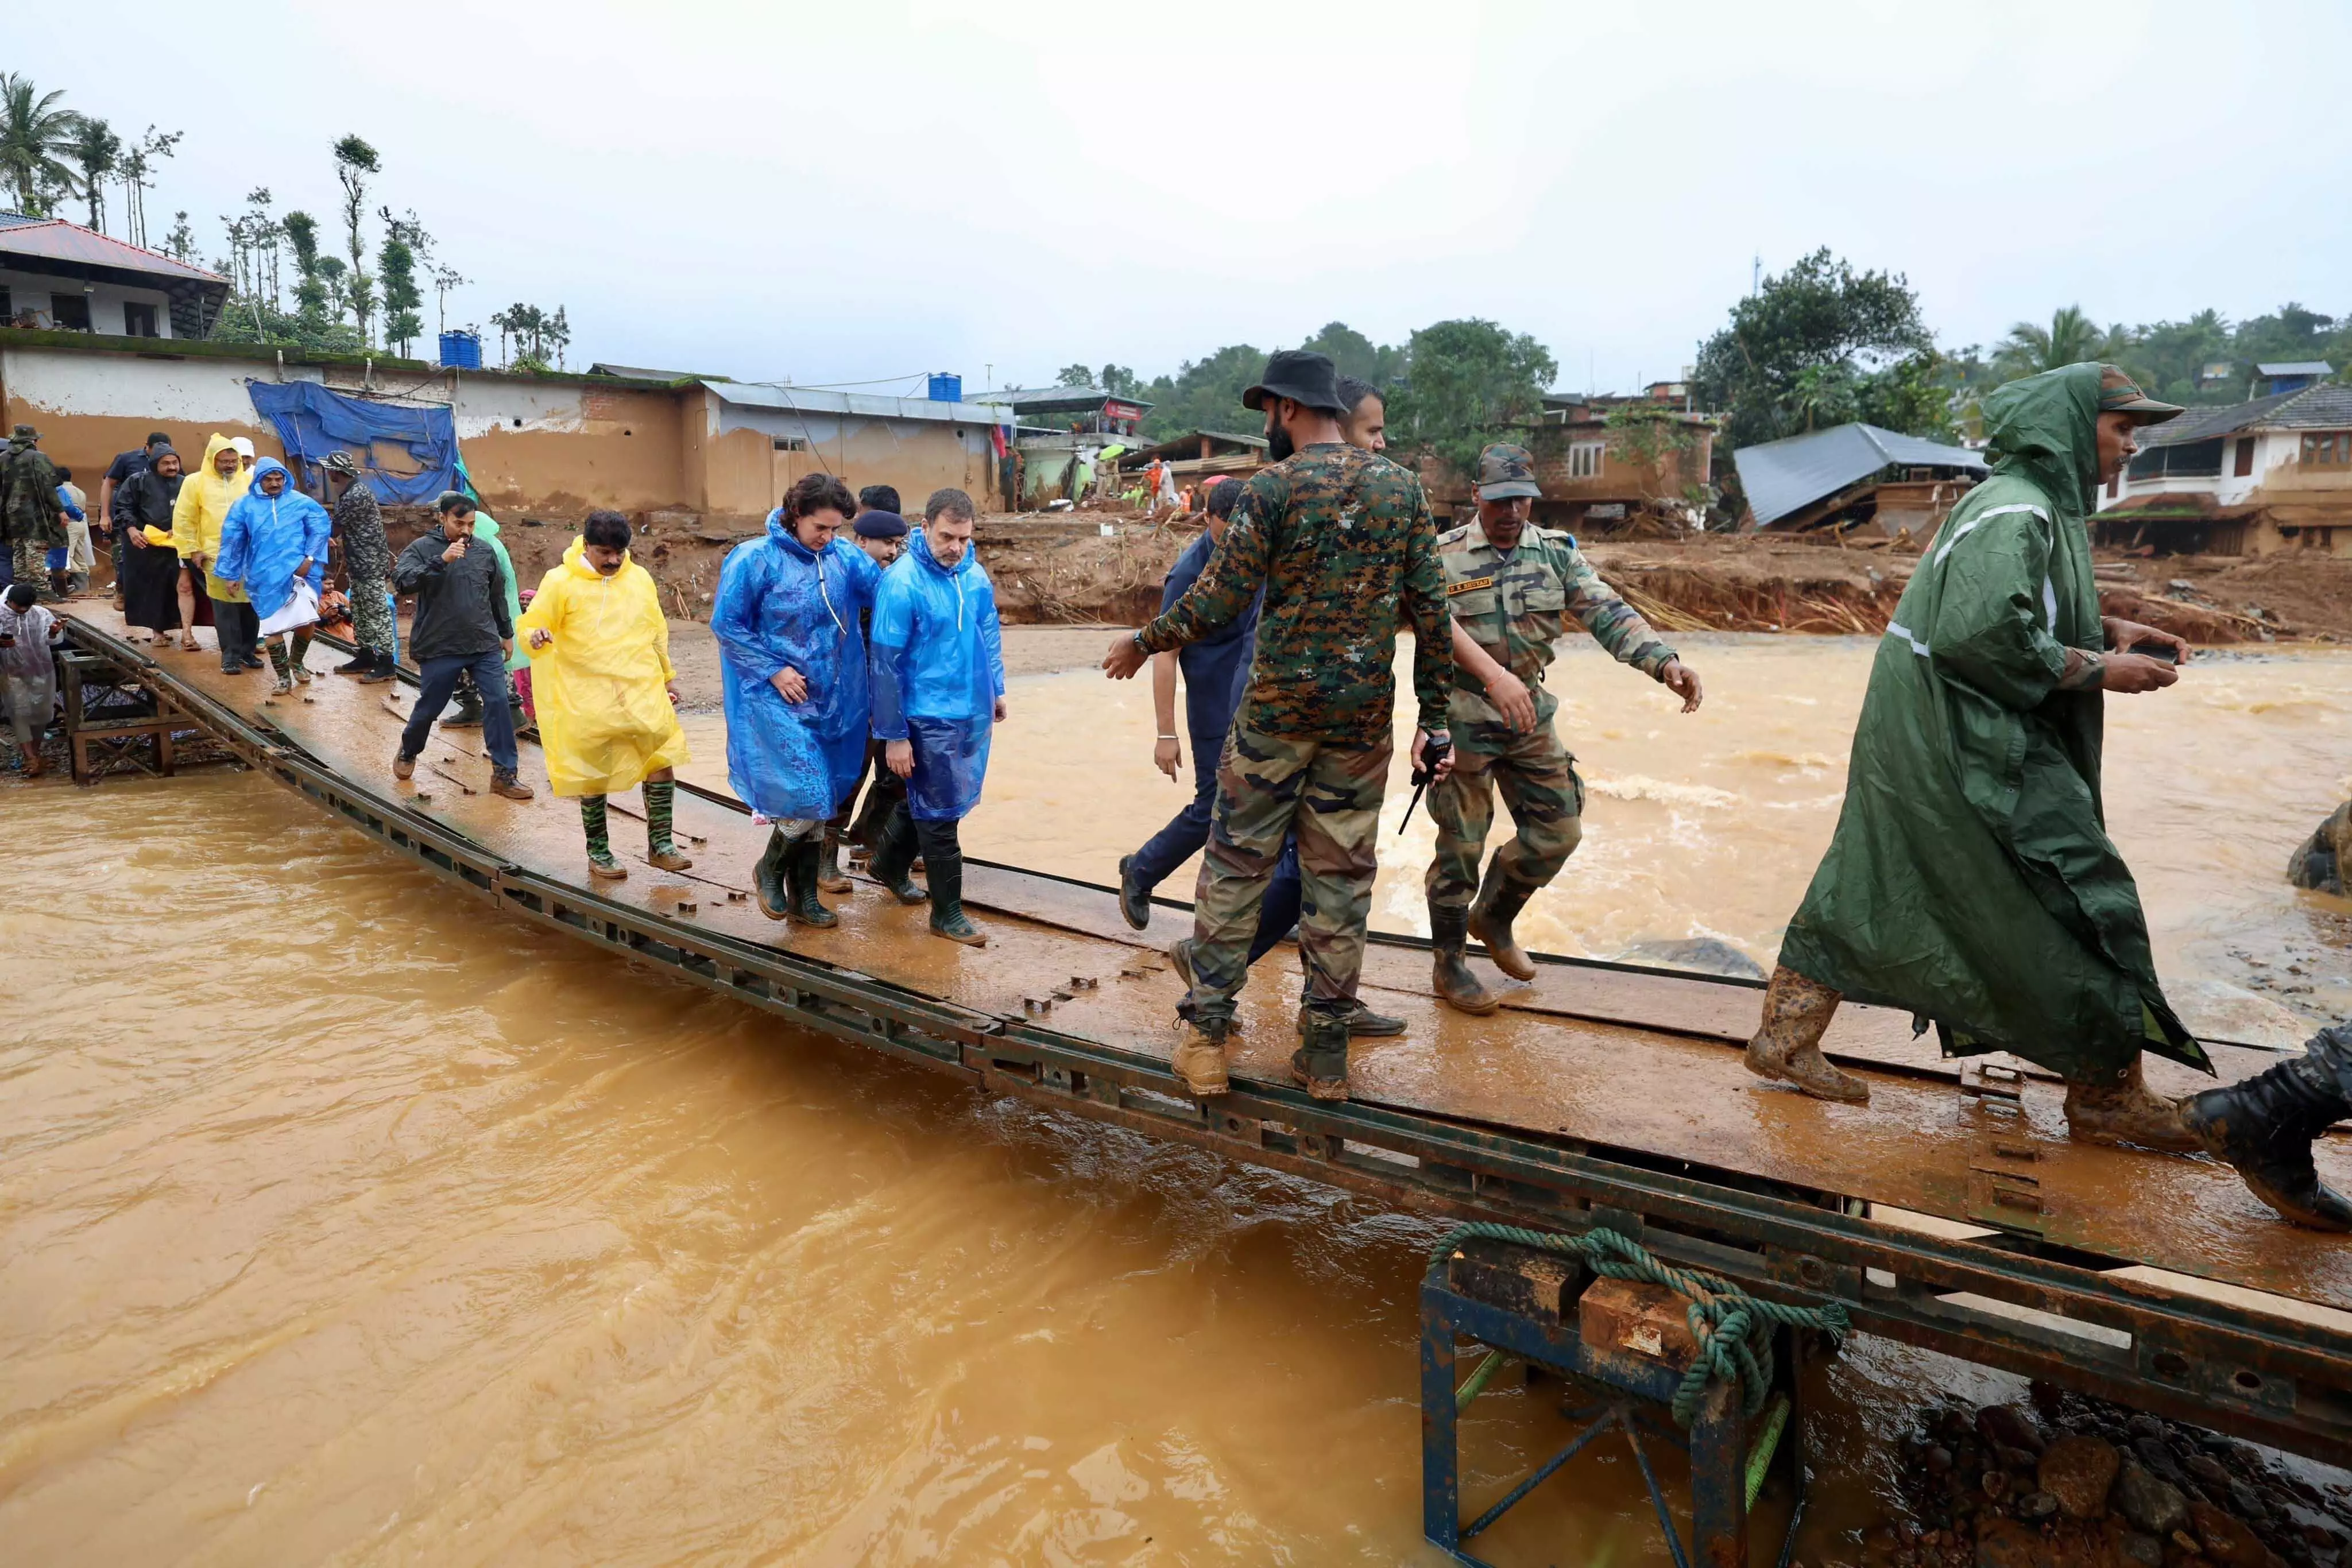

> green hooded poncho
[1777,363,2209,1085]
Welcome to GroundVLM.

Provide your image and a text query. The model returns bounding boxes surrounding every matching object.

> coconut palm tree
[1993,306,2136,381]
[0,74,83,216]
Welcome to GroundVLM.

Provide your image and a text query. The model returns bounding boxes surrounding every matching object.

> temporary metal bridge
[58,610,2352,1492]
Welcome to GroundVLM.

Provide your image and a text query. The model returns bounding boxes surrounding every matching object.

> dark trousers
[1129,727,1302,966]
[211,598,260,672]
[400,649,517,772]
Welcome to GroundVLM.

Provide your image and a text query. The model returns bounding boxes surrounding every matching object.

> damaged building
[1732,423,1986,537]
[2093,379,2352,556]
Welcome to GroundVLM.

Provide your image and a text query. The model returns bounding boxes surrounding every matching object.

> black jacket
[393,526,513,661]
[115,466,182,533]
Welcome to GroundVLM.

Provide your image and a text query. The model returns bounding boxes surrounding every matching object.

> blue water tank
[927,372,962,402]
[439,330,483,370]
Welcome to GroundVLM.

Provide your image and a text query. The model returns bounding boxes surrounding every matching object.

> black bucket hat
[1242,350,1347,415]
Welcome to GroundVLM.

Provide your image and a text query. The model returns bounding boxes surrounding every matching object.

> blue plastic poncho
[710,514,880,821]
[869,529,1006,820]
[213,458,330,617]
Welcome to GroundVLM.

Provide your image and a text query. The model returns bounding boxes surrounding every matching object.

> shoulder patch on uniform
[1446,575,1496,596]
[1436,522,1473,545]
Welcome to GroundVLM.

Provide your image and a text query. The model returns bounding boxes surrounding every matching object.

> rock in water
[1616,936,1767,979]
[2039,1435,2122,1520]
[2117,1459,2190,1537]
[2287,801,2352,895]
[1980,1405,2049,1457]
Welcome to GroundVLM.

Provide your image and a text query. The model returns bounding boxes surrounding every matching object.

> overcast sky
[14,2,2347,395]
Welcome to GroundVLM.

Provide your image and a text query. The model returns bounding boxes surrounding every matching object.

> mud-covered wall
[0,342,290,482]
[455,382,687,518]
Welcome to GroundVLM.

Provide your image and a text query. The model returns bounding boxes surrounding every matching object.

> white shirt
[0,602,58,683]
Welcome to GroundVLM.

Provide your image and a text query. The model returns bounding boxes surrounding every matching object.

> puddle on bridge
[6,634,2352,1560]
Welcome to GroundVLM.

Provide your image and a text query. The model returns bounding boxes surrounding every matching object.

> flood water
[7,635,2352,1563]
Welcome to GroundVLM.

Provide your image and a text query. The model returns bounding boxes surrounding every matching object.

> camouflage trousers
[1183,720,1392,1031]
[349,575,396,656]
[1424,716,1584,909]
[11,540,50,589]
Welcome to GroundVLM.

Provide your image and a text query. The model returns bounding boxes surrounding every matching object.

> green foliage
[1991,305,2130,381]
[1054,363,1093,387]
[332,134,380,341]
[378,208,427,357]
[1136,343,1265,440]
[1298,320,1405,386]
[1602,402,1703,501]
[1856,349,1958,443]
[1384,318,1558,478]
[1098,363,1140,397]
[207,300,365,354]
[1691,248,1936,453]
[161,210,198,264]
[490,303,570,370]
[68,115,118,231]
[281,210,328,322]
[0,73,82,216]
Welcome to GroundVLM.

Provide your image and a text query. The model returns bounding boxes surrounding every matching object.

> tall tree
[1136,343,1264,440]
[0,74,82,216]
[1991,305,2123,381]
[116,126,180,248]
[1298,320,1406,386]
[431,262,469,337]
[68,116,119,231]
[377,207,428,357]
[331,134,380,341]
[1384,318,1558,477]
[1690,248,1937,452]
[161,211,198,265]
[282,210,328,323]
[1054,363,1094,387]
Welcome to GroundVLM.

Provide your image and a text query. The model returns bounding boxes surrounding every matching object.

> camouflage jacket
[1439,521,1674,731]
[334,482,392,582]
[0,438,65,548]
[1138,442,1452,743]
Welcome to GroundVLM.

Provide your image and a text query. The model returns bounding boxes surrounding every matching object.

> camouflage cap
[2098,364,2183,424]
[320,451,359,474]
[10,423,37,441]
[1475,442,1542,501]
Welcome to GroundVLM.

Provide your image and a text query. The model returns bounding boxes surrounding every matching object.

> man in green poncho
[1748,363,2210,1148]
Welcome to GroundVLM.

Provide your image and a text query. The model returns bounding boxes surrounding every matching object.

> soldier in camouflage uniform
[1105,350,1454,1101]
[2,425,68,600]
[1426,443,1704,1012]
[323,453,399,680]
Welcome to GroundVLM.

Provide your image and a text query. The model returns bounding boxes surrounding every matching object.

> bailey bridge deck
[59,609,2352,1468]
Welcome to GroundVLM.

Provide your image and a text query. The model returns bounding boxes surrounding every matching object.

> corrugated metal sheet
[702,380,1006,427]
[0,216,223,284]
[1734,423,1986,528]
[2256,361,2335,377]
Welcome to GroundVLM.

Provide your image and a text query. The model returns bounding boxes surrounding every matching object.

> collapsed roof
[1734,423,1986,529]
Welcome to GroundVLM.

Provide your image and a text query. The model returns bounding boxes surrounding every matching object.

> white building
[2093,378,2352,556]
[0,212,227,339]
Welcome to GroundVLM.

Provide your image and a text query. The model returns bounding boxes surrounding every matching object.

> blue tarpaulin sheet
[246,380,460,505]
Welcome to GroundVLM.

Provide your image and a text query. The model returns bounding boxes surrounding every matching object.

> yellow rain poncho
[518,537,689,797]
[171,433,256,601]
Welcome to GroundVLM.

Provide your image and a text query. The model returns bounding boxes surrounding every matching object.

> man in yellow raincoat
[171,433,257,673]
[518,510,692,878]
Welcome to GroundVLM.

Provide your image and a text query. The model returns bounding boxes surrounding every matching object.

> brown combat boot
[1468,857,1539,982]
[2064,1059,2199,1151]
[1744,964,1870,1104]
[1172,1021,1231,1098]
[1431,905,1499,1015]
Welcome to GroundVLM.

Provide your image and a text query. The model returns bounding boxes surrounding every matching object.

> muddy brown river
[6,635,2350,1563]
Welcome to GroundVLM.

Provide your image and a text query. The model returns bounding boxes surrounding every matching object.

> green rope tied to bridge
[1429,1222,1851,1428]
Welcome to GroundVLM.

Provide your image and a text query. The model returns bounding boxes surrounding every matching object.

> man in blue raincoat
[213,458,331,694]
[866,487,1007,946]
[710,473,876,926]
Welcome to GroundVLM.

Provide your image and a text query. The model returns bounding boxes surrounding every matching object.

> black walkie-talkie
[1400,734,1451,833]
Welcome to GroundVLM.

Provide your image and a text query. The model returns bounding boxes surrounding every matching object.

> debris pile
[1865,1384,2352,1568]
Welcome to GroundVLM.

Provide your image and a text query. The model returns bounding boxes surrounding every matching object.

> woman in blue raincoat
[865,487,1006,947]
[710,473,872,926]
[212,457,330,694]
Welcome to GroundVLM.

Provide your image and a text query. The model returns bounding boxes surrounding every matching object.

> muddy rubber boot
[2063,1060,2199,1152]
[1431,906,1500,1016]
[817,826,852,893]
[2185,1038,2352,1230]
[785,839,838,927]
[753,827,791,920]
[443,684,484,729]
[866,808,927,905]
[1290,1009,1353,1101]
[333,648,373,675]
[359,649,399,684]
[1172,1021,1231,1098]
[1468,857,1541,982]
[1743,963,1870,1104]
[918,827,987,946]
